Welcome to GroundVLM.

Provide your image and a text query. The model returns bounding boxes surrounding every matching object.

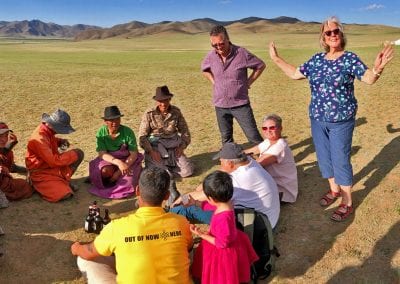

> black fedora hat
[153,85,174,101]
[102,106,124,120]
[42,109,75,134]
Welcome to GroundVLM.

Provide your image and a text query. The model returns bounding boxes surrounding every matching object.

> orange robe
[25,123,78,202]
[0,151,33,200]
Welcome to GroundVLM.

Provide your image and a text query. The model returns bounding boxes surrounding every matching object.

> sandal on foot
[319,190,341,207]
[331,204,353,222]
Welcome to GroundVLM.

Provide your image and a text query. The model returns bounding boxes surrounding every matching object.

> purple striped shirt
[201,44,265,108]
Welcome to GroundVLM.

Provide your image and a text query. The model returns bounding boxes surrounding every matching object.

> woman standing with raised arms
[269,16,394,221]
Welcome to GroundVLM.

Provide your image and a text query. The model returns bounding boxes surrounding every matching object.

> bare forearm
[71,242,100,260]
[248,65,265,86]
[245,145,260,155]
[202,71,215,85]
[361,69,380,85]
[125,151,138,167]
[99,152,117,163]
[257,154,277,167]
[271,56,303,79]
[199,233,216,245]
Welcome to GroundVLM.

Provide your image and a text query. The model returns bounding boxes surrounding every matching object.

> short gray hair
[319,16,347,52]
[222,156,248,164]
[262,113,282,128]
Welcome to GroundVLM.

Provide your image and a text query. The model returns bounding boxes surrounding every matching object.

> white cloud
[361,4,385,11]
[219,0,232,4]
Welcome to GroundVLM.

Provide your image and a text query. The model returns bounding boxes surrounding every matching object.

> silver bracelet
[372,67,381,77]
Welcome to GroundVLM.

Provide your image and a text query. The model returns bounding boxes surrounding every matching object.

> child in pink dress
[190,170,259,284]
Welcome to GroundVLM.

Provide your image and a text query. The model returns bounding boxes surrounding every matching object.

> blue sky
[0,0,399,28]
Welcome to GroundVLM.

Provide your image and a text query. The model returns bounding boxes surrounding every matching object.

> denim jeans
[215,103,263,145]
[169,205,213,224]
[311,118,355,186]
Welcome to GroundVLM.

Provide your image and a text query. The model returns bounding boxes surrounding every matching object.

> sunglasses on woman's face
[262,126,277,131]
[324,28,340,37]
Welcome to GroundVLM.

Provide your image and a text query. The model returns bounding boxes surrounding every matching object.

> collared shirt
[96,124,138,152]
[138,105,191,152]
[201,44,265,108]
[94,207,193,284]
[258,138,298,203]
[299,51,367,122]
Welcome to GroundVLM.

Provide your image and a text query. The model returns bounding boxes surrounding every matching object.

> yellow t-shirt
[94,207,192,284]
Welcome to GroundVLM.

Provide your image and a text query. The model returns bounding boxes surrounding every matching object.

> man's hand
[115,160,131,176]
[175,146,184,158]
[150,150,162,163]
[59,139,70,150]
[70,242,81,256]
[0,166,10,175]
[8,132,18,144]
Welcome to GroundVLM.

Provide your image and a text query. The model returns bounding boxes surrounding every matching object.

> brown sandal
[331,204,353,222]
[319,190,341,207]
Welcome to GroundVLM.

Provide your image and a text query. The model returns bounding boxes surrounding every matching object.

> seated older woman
[245,114,298,203]
[88,106,143,199]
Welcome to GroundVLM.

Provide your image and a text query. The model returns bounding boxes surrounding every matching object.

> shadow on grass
[0,176,137,282]
[291,117,367,163]
[189,150,220,176]
[273,118,399,279]
[327,221,400,283]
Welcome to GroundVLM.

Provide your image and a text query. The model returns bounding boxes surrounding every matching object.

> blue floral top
[299,51,367,122]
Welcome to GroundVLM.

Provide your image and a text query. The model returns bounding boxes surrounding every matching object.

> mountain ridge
[0,17,398,40]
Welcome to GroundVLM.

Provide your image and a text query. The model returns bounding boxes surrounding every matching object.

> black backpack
[235,207,280,283]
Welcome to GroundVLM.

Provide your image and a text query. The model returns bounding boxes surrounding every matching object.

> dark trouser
[215,104,263,145]
[70,149,84,174]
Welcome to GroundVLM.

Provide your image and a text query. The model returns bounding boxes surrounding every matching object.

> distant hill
[1,17,399,40]
[0,19,100,38]
[74,16,306,40]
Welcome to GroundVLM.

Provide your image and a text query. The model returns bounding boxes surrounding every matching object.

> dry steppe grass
[0,27,399,283]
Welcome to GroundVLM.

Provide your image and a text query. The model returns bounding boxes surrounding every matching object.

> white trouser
[77,255,117,284]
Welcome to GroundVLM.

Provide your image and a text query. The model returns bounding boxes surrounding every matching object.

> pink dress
[191,210,259,284]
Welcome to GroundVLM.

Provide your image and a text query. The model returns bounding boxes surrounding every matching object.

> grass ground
[0,27,399,283]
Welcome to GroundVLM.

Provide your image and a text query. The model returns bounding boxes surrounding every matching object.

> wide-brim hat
[0,122,11,135]
[101,105,124,120]
[153,85,174,101]
[42,109,75,134]
[212,142,247,160]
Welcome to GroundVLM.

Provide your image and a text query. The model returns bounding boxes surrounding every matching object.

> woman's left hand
[374,44,395,72]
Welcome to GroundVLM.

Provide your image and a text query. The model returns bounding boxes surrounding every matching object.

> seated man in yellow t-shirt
[71,167,193,284]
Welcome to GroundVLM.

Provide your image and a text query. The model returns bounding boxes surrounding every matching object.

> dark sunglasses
[211,42,225,49]
[262,126,278,131]
[324,28,340,37]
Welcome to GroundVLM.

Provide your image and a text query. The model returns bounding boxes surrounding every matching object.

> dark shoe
[10,164,27,174]
[0,191,9,209]
[166,180,180,208]
[69,183,79,192]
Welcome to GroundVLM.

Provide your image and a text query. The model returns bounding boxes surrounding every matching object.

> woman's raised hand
[269,41,279,60]
[374,44,395,72]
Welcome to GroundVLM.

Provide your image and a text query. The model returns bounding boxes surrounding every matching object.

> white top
[258,138,298,203]
[231,158,280,228]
